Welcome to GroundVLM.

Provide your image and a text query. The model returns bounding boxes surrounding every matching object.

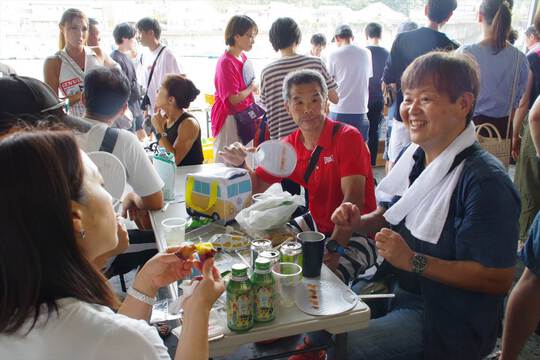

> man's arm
[375,174,519,295]
[141,191,164,210]
[217,142,272,194]
[331,175,365,245]
[500,268,540,360]
[374,228,515,294]
[122,191,164,229]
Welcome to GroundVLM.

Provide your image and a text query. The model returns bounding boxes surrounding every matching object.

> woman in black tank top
[151,75,204,166]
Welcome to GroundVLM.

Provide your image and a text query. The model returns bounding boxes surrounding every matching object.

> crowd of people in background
[1,0,540,359]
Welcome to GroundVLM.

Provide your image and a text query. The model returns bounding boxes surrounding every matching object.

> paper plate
[295,279,358,316]
[208,233,251,252]
[256,140,297,177]
[87,151,126,201]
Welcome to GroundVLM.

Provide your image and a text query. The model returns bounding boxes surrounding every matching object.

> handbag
[476,123,511,168]
[233,103,265,145]
[475,49,519,169]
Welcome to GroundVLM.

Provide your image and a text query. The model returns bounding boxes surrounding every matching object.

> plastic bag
[235,183,304,231]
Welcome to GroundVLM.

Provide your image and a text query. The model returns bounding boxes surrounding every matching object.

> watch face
[412,254,427,273]
[326,240,339,252]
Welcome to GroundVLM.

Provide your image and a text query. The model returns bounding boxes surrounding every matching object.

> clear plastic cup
[271,262,302,307]
[161,217,187,247]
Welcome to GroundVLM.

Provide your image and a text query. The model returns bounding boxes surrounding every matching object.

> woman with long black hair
[0,130,223,360]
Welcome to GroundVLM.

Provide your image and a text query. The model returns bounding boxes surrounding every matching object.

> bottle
[226,263,254,331]
[251,257,275,323]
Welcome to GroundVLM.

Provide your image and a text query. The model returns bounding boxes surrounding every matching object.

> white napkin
[376,122,476,244]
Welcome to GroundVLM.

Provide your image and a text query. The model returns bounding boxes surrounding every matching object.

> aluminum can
[280,240,303,266]
[258,250,280,265]
[250,239,272,269]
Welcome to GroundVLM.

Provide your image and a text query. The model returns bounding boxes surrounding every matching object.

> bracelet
[127,286,157,306]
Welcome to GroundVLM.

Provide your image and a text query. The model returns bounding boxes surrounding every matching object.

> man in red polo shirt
[220,69,376,277]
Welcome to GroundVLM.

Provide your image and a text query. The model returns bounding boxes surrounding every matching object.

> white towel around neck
[376,122,477,244]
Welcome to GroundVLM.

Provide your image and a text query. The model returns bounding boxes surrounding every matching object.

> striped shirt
[260,55,337,139]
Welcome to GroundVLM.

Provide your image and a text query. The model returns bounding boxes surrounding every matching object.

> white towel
[376,122,477,244]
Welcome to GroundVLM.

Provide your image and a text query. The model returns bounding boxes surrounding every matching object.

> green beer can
[279,240,303,266]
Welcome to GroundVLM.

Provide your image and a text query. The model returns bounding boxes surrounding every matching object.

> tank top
[165,112,204,166]
[57,47,103,117]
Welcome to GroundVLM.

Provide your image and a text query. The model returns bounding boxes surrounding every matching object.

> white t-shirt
[141,45,183,115]
[327,44,372,114]
[77,119,164,197]
[0,298,170,360]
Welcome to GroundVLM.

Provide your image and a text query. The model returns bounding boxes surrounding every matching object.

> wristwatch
[326,240,346,256]
[156,132,167,141]
[410,253,428,274]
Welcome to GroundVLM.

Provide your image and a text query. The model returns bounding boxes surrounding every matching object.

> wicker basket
[475,123,510,168]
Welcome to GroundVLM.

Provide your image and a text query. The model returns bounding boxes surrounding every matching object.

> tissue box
[185,167,252,222]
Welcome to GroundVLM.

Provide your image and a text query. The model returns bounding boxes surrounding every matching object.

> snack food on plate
[175,242,217,264]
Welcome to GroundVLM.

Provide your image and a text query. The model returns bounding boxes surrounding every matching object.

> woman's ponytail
[491,1,512,52]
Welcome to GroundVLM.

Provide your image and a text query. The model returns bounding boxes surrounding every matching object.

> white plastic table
[149,163,370,359]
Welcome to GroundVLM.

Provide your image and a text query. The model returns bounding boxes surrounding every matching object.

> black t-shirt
[527,50,540,109]
[366,45,389,104]
[110,50,140,105]
[382,27,459,121]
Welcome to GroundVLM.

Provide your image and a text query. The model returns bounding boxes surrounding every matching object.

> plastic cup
[297,231,325,278]
[271,262,302,307]
[161,217,187,247]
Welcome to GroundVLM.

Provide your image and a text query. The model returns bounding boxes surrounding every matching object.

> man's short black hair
[113,22,136,45]
[136,17,161,40]
[283,69,327,102]
[84,67,130,118]
[427,0,457,24]
[310,33,326,47]
[269,17,302,52]
[365,22,382,39]
[89,18,98,27]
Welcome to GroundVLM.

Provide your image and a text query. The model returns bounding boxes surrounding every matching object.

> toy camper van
[185,167,252,222]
